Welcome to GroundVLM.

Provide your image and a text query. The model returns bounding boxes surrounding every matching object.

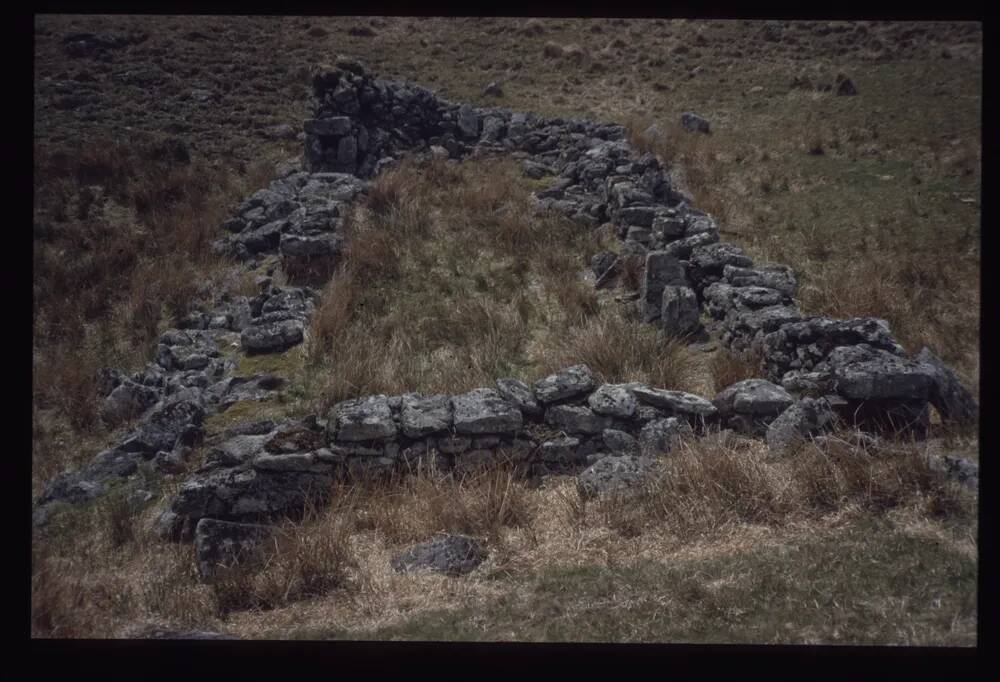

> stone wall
[33,56,979,546]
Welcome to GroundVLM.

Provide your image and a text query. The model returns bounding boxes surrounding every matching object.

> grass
[313,518,974,645]
[306,155,701,409]
[31,424,976,641]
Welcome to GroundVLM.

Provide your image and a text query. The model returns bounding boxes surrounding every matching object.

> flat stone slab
[452,388,523,435]
[400,393,453,438]
[630,386,718,420]
[391,534,488,576]
[824,345,934,401]
[714,378,795,416]
[331,395,398,442]
[545,405,613,435]
[533,365,599,404]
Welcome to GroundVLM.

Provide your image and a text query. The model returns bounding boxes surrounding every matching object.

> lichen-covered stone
[452,388,523,435]
[533,365,599,405]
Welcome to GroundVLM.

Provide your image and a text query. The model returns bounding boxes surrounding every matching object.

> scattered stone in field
[194,518,274,583]
[391,534,488,576]
[483,81,503,97]
[577,454,657,500]
[927,454,979,491]
[680,112,711,134]
[836,74,858,96]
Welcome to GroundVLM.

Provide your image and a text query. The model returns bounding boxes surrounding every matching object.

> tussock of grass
[709,348,763,394]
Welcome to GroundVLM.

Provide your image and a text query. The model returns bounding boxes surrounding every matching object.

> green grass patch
[295,516,976,645]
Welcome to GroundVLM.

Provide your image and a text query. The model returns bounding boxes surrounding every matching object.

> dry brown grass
[537,312,700,391]
[709,348,764,394]
[211,499,356,617]
[597,430,974,543]
[304,155,678,407]
[33,136,275,490]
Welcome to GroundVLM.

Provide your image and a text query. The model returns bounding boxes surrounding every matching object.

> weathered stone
[540,436,582,462]
[495,378,542,418]
[630,386,718,423]
[660,285,701,336]
[681,112,711,134]
[602,429,640,456]
[391,534,487,576]
[577,454,658,500]
[723,264,797,297]
[533,365,599,405]
[436,435,472,455]
[639,417,693,455]
[823,345,934,401]
[194,518,274,583]
[452,388,523,435]
[714,378,795,435]
[690,242,753,274]
[661,230,719,260]
[303,117,352,137]
[400,393,453,438]
[240,319,304,354]
[546,405,613,435]
[760,317,904,380]
[917,347,978,425]
[332,395,398,442]
[654,215,686,240]
[101,380,160,424]
[765,397,841,454]
[168,465,335,530]
[587,384,638,418]
[927,454,978,491]
[279,232,343,258]
[204,434,271,468]
[637,251,687,322]
[252,452,332,474]
[457,104,479,139]
[258,422,321,454]
[591,250,618,279]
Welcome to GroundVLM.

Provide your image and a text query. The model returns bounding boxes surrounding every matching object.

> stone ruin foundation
[33,57,979,581]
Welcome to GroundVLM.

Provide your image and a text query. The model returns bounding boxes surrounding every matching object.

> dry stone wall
[33,58,979,572]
